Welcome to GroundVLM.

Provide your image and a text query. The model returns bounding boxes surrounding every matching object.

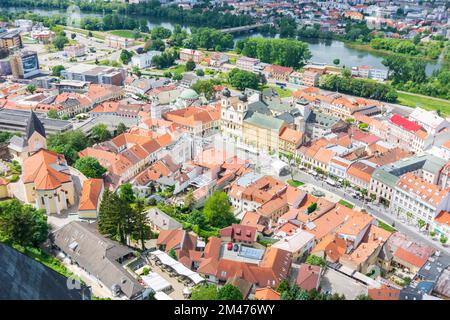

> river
[3,6,444,75]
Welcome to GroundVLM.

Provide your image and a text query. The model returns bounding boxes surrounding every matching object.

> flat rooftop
[219,243,264,265]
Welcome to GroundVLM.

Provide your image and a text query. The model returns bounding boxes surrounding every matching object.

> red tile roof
[390,114,422,132]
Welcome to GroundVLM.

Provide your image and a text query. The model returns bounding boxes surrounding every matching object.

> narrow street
[279,168,450,259]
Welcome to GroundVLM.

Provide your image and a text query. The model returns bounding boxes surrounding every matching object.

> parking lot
[320,268,368,300]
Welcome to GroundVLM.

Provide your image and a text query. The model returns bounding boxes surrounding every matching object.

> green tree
[356,294,372,300]
[98,190,132,244]
[228,68,260,90]
[130,198,151,250]
[26,84,36,94]
[306,254,326,267]
[120,49,133,64]
[91,123,112,143]
[74,156,106,179]
[192,79,220,99]
[53,35,69,50]
[52,65,65,77]
[440,236,448,246]
[168,248,178,260]
[116,122,127,135]
[185,60,196,71]
[277,279,290,294]
[184,190,196,210]
[150,39,165,52]
[70,33,76,40]
[217,284,243,300]
[47,130,88,164]
[203,191,235,228]
[151,26,172,40]
[237,37,311,68]
[172,73,183,81]
[333,58,340,65]
[119,183,136,204]
[47,109,60,119]
[132,66,142,77]
[196,69,205,77]
[0,199,48,247]
[187,209,206,229]
[417,219,426,230]
[190,284,219,300]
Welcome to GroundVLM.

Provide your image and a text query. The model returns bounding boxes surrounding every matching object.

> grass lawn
[338,199,354,209]
[269,85,293,98]
[396,91,450,118]
[66,26,105,40]
[108,30,139,39]
[287,179,305,187]
[169,64,186,75]
[377,219,397,233]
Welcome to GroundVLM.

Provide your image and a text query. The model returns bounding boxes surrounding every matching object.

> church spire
[26,111,46,140]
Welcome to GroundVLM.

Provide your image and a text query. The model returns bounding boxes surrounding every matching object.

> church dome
[180,89,199,100]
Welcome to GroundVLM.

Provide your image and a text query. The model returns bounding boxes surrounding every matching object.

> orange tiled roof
[79,178,103,211]
[254,287,281,300]
[22,149,72,190]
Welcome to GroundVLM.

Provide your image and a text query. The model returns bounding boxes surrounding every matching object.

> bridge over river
[220,23,270,34]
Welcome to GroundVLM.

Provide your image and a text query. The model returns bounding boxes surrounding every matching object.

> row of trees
[370,37,444,60]
[190,28,234,51]
[235,37,312,69]
[2,0,255,29]
[319,72,398,103]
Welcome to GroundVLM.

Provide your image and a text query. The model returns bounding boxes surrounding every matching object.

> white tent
[188,273,205,285]
[271,159,289,176]
[141,272,172,292]
[171,263,194,276]
[149,250,205,284]
[154,291,173,300]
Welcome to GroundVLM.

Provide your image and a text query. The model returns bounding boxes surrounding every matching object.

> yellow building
[21,149,75,215]
[0,29,22,50]
[243,112,286,154]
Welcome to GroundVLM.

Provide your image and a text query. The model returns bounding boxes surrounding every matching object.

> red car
[227,242,233,251]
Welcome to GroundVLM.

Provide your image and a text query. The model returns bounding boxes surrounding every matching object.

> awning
[188,273,205,285]
[141,272,172,292]
[154,291,173,300]
[171,263,194,276]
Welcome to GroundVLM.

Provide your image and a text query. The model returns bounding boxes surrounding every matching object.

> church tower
[26,111,47,154]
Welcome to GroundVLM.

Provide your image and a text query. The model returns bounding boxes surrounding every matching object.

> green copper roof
[180,89,199,100]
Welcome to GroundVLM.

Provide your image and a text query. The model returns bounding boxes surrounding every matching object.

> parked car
[227,242,233,251]
[233,244,239,252]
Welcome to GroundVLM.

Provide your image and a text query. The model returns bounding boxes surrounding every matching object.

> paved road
[280,168,450,258]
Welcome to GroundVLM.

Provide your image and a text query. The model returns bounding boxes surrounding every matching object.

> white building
[64,44,86,58]
[391,173,450,229]
[14,19,33,32]
[408,107,450,136]
[272,230,315,262]
[220,89,248,142]
[236,56,260,73]
[131,51,161,69]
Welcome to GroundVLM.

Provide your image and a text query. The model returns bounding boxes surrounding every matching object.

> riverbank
[344,41,443,63]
